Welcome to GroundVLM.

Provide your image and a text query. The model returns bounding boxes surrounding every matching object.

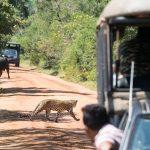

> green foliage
[76,0,110,17]
[60,13,96,81]
[9,0,35,18]
[30,52,40,65]
[12,0,110,82]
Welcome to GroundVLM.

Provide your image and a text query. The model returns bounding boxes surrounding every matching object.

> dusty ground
[0,65,97,150]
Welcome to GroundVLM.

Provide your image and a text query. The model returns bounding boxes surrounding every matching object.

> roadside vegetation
[0,0,110,89]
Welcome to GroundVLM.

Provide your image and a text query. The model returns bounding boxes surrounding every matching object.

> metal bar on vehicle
[128,61,134,122]
[109,17,150,26]
[96,28,105,106]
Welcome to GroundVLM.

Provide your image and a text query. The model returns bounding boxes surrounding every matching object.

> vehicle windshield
[128,114,150,150]
[2,48,17,59]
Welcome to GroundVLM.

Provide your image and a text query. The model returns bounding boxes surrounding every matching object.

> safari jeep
[96,0,150,149]
[0,42,21,67]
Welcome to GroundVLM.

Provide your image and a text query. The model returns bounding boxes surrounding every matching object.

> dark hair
[82,104,109,130]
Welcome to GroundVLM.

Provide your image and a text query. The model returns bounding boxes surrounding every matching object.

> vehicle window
[112,26,150,90]
[112,26,137,89]
[2,48,17,59]
[128,114,150,150]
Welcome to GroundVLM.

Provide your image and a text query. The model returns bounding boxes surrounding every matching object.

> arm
[96,141,114,150]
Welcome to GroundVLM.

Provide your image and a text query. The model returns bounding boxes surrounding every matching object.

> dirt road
[0,65,97,150]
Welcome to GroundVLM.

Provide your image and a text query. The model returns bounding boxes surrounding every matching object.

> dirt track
[0,65,97,150]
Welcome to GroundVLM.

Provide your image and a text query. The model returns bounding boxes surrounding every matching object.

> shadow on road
[0,87,91,97]
[0,109,79,123]
[9,66,36,71]
[0,127,94,150]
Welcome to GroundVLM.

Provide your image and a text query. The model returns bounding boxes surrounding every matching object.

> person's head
[82,104,109,141]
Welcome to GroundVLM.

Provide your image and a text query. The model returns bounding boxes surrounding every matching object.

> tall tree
[0,0,19,41]
[9,0,35,18]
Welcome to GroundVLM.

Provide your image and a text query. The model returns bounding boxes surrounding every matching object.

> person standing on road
[82,104,123,150]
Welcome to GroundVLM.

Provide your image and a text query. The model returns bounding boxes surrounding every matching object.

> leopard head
[72,100,78,107]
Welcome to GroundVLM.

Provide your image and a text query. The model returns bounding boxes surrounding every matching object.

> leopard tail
[30,103,42,120]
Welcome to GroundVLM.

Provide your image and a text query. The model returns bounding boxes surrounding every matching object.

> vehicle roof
[0,42,20,45]
[97,0,150,27]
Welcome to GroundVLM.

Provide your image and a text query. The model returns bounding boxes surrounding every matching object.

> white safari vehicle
[96,0,150,149]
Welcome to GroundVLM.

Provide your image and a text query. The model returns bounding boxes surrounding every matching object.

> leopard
[30,99,80,122]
